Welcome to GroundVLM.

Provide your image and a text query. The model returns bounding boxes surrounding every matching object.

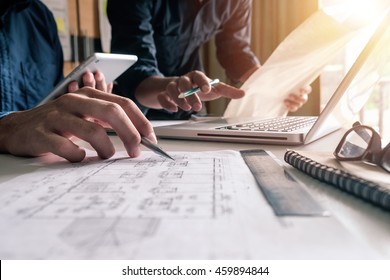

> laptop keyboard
[216,116,317,132]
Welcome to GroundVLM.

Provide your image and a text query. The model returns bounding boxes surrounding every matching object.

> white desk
[0,127,389,259]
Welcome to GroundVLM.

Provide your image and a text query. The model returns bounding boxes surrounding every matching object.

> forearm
[216,0,260,83]
[134,76,178,109]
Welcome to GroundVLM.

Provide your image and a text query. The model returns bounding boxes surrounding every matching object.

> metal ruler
[240,149,328,216]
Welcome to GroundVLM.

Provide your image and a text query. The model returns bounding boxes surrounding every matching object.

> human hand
[0,87,156,162]
[67,71,113,93]
[283,85,312,112]
[159,71,245,112]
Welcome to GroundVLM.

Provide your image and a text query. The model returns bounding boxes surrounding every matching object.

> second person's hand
[284,85,312,112]
[159,70,245,112]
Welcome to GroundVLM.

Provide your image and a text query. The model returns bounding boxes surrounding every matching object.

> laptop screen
[322,11,390,120]
[305,11,390,142]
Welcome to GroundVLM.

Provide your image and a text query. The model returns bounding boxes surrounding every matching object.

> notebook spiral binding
[284,150,390,211]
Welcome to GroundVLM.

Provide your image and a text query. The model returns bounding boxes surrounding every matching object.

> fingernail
[148,132,158,143]
[169,106,178,112]
[130,147,141,158]
[193,102,202,111]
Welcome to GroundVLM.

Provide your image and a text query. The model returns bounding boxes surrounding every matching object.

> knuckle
[77,86,95,96]
[103,102,122,115]
[117,97,134,109]
[178,75,191,84]
[167,80,178,89]
[192,70,202,76]
[142,119,154,132]
[45,109,60,121]
[55,93,78,106]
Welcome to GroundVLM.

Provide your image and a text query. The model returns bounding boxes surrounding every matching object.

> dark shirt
[107,0,259,119]
[0,0,63,118]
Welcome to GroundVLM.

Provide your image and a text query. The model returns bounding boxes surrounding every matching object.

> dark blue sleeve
[0,0,64,115]
[107,0,162,107]
[23,1,64,107]
[215,0,260,82]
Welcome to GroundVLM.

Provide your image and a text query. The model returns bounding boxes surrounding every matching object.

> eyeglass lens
[336,127,373,159]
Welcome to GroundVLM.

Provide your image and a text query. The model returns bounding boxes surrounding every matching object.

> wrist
[135,76,178,109]
[239,65,260,83]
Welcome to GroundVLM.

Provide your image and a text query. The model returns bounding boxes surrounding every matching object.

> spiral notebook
[284,150,390,211]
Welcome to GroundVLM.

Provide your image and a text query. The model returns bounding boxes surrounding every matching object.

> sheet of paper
[0,150,378,259]
[224,10,368,119]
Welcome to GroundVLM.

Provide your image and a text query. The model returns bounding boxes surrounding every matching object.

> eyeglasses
[334,122,390,173]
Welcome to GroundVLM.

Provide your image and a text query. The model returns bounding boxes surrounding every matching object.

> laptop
[155,11,390,145]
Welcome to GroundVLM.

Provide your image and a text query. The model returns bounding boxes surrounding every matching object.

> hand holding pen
[178,79,220,98]
[157,71,245,113]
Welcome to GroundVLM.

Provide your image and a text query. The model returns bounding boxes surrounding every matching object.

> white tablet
[36,53,138,106]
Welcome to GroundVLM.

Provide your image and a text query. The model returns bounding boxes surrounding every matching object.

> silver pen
[107,128,174,160]
[141,137,175,160]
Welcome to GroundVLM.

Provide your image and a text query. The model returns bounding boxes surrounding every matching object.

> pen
[178,79,220,98]
[107,128,174,160]
[141,137,175,160]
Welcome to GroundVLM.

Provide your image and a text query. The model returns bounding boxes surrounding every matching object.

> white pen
[178,79,220,98]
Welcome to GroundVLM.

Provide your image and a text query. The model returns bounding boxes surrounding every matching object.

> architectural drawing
[0,151,377,259]
[0,151,253,259]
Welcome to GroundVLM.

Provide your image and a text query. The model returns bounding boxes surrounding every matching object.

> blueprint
[0,150,379,259]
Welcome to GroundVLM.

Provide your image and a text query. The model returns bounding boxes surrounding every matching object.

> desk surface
[1,126,389,259]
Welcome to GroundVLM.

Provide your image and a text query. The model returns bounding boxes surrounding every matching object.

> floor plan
[0,150,377,259]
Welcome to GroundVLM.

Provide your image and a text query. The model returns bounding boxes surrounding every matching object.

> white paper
[0,150,379,259]
[224,10,368,118]
[0,150,255,259]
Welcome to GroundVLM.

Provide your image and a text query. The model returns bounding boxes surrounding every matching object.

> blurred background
[42,0,390,142]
